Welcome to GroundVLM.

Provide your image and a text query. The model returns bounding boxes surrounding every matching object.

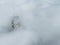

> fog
[0,0,60,45]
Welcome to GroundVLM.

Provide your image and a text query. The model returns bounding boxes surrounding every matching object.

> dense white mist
[0,0,60,45]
